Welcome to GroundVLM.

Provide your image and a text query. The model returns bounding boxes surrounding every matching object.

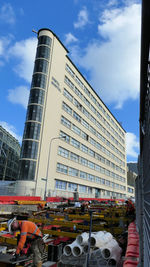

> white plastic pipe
[72,243,83,257]
[101,238,122,261]
[76,232,89,246]
[63,240,78,256]
[90,231,113,248]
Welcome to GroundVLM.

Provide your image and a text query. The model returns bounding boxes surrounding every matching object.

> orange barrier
[123,222,139,267]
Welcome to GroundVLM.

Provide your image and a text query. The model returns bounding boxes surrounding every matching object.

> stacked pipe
[63,231,122,265]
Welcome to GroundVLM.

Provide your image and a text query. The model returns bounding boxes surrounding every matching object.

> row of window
[62,99,125,156]
[64,88,124,152]
[65,66,125,139]
[55,179,125,198]
[65,75,125,145]
[58,146,125,182]
[58,147,125,183]
[60,117,126,170]
[56,163,126,191]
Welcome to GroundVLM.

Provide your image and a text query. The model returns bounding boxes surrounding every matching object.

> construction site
[0,195,138,267]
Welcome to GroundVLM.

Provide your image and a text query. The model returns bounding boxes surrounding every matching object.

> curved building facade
[17,29,127,199]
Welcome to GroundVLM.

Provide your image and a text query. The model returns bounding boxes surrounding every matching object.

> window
[36,46,50,60]
[26,105,43,122]
[81,131,88,141]
[29,89,45,105]
[68,167,79,177]
[61,116,71,128]
[81,119,89,129]
[74,99,82,111]
[73,111,81,123]
[68,183,77,191]
[63,88,73,102]
[58,147,69,158]
[89,126,96,135]
[64,76,74,90]
[34,59,49,74]
[91,105,96,114]
[66,64,75,77]
[21,140,39,159]
[18,160,36,181]
[72,124,81,135]
[56,163,68,174]
[87,174,95,182]
[31,73,47,89]
[62,102,72,115]
[60,131,70,143]
[83,107,89,118]
[23,122,41,140]
[80,171,87,179]
[80,144,88,153]
[95,164,100,172]
[38,35,51,46]
[88,161,95,169]
[70,152,79,162]
[80,157,88,166]
[79,185,87,193]
[74,87,82,99]
[84,86,90,97]
[88,149,95,157]
[55,180,67,190]
[71,138,80,149]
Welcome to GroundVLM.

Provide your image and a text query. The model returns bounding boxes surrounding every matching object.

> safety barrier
[0,196,41,202]
[123,222,139,266]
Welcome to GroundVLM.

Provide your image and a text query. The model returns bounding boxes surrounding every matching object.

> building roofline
[66,55,126,133]
[38,28,69,53]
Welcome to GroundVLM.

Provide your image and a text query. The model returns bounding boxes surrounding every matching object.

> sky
[0,0,141,163]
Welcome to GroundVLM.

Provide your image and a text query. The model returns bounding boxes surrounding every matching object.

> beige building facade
[17,28,127,199]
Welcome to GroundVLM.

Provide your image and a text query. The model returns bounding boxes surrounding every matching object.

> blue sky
[0,0,141,162]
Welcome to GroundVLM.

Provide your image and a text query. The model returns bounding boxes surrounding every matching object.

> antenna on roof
[32,29,38,34]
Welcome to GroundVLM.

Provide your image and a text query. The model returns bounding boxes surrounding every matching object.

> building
[127,162,138,175]
[126,162,137,198]
[17,28,127,199]
[0,125,20,181]
[136,0,150,265]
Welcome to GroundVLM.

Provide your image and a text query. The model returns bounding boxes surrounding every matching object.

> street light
[44,135,66,200]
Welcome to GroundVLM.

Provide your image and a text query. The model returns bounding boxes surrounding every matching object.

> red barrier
[123,259,139,267]
[0,196,41,202]
[123,222,139,267]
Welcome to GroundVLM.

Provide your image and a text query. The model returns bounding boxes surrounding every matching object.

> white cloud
[8,37,37,83]
[64,33,78,46]
[0,3,15,24]
[7,85,29,109]
[126,132,139,158]
[74,6,89,29]
[74,3,141,108]
[0,121,22,143]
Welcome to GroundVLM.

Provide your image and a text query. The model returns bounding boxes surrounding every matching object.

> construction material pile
[61,231,122,266]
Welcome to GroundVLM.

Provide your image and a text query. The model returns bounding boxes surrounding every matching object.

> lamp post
[44,135,66,200]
